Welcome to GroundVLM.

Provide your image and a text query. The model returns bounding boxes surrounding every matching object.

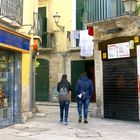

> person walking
[57,74,71,125]
[75,72,94,123]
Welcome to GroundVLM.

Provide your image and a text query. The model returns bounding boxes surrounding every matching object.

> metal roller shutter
[103,58,139,121]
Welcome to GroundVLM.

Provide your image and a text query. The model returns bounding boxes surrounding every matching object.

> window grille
[84,0,124,23]
[0,0,23,24]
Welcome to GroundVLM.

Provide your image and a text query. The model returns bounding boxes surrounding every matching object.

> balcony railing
[39,32,54,50]
[0,0,23,24]
[84,0,124,23]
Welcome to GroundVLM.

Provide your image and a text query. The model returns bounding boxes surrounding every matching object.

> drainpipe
[29,0,39,112]
[29,35,34,112]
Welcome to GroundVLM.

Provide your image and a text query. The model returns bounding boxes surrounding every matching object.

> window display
[0,52,14,109]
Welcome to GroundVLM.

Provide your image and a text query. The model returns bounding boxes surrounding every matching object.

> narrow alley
[0,103,140,140]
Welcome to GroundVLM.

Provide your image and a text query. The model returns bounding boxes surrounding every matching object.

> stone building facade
[36,0,95,103]
[93,15,140,121]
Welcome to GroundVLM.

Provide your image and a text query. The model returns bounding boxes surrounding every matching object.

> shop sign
[108,42,130,59]
[134,36,139,43]
[129,40,134,49]
[0,28,30,51]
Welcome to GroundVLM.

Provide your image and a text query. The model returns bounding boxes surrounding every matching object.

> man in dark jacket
[75,72,93,123]
[57,74,71,125]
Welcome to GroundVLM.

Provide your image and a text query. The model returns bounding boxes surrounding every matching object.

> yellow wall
[22,54,30,112]
[22,54,30,85]
[21,0,34,113]
[39,0,72,52]
[18,0,34,34]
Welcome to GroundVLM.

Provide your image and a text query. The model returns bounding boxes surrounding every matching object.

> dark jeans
[77,98,90,119]
[59,100,70,122]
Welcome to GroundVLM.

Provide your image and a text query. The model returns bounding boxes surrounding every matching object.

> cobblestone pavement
[0,103,140,140]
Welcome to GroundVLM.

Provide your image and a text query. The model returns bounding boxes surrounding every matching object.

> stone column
[94,43,104,118]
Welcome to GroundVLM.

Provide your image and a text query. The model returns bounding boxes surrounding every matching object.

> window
[0,0,23,24]
[0,51,14,109]
[38,7,47,48]
[84,0,124,23]
[76,0,84,30]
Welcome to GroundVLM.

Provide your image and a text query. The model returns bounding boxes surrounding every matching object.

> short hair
[81,72,87,76]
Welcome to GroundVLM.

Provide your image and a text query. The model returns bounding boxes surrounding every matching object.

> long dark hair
[61,74,67,81]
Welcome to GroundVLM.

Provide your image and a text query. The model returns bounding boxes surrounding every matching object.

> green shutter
[85,0,124,22]
[76,0,84,30]
[38,7,47,48]
[35,59,49,101]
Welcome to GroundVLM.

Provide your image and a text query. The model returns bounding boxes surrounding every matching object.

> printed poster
[108,42,130,59]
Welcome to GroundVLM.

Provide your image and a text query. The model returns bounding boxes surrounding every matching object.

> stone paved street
[0,103,140,140]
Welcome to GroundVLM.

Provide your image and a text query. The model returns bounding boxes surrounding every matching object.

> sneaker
[64,121,68,125]
[59,120,63,124]
[84,120,88,124]
[78,116,82,123]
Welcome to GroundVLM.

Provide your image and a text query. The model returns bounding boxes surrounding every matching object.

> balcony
[39,32,55,51]
[68,30,93,52]
[84,0,124,23]
[0,0,23,24]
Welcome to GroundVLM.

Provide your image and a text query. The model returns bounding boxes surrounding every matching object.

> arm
[57,82,60,92]
[68,91,71,103]
[75,80,80,96]
[68,82,72,102]
[75,81,78,95]
[90,80,94,96]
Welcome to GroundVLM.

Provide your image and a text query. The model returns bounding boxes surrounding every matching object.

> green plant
[135,4,140,16]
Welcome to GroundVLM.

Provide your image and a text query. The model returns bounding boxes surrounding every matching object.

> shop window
[0,52,14,111]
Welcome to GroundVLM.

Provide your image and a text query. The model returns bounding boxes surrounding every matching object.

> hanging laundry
[70,30,80,40]
[88,26,94,36]
[79,30,94,57]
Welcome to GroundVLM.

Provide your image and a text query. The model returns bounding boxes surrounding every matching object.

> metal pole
[29,36,33,111]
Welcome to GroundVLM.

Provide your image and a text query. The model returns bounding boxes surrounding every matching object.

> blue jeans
[77,98,90,119]
[59,101,70,122]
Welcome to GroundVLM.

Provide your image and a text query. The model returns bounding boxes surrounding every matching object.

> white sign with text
[108,42,130,59]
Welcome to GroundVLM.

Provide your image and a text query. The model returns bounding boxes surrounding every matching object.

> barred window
[84,0,124,23]
[0,0,23,24]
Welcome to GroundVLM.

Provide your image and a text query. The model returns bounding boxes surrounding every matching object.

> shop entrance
[0,50,14,126]
[103,58,139,121]
[71,60,95,102]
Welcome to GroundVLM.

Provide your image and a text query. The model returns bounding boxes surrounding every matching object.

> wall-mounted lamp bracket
[55,22,65,32]
[53,12,65,32]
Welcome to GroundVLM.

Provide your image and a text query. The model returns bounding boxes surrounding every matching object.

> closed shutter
[38,7,47,48]
[76,0,84,30]
[103,58,139,121]
[35,59,49,101]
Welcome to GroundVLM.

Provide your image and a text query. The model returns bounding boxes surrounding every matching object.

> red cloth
[33,44,38,50]
[88,26,94,36]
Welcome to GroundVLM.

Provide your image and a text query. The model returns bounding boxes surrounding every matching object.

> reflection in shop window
[0,52,14,109]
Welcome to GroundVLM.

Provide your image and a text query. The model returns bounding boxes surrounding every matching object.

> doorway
[71,60,95,102]
[0,50,15,126]
[35,59,49,101]
[103,58,139,121]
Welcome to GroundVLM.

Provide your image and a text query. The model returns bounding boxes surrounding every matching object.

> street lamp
[122,0,137,14]
[53,12,65,32]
